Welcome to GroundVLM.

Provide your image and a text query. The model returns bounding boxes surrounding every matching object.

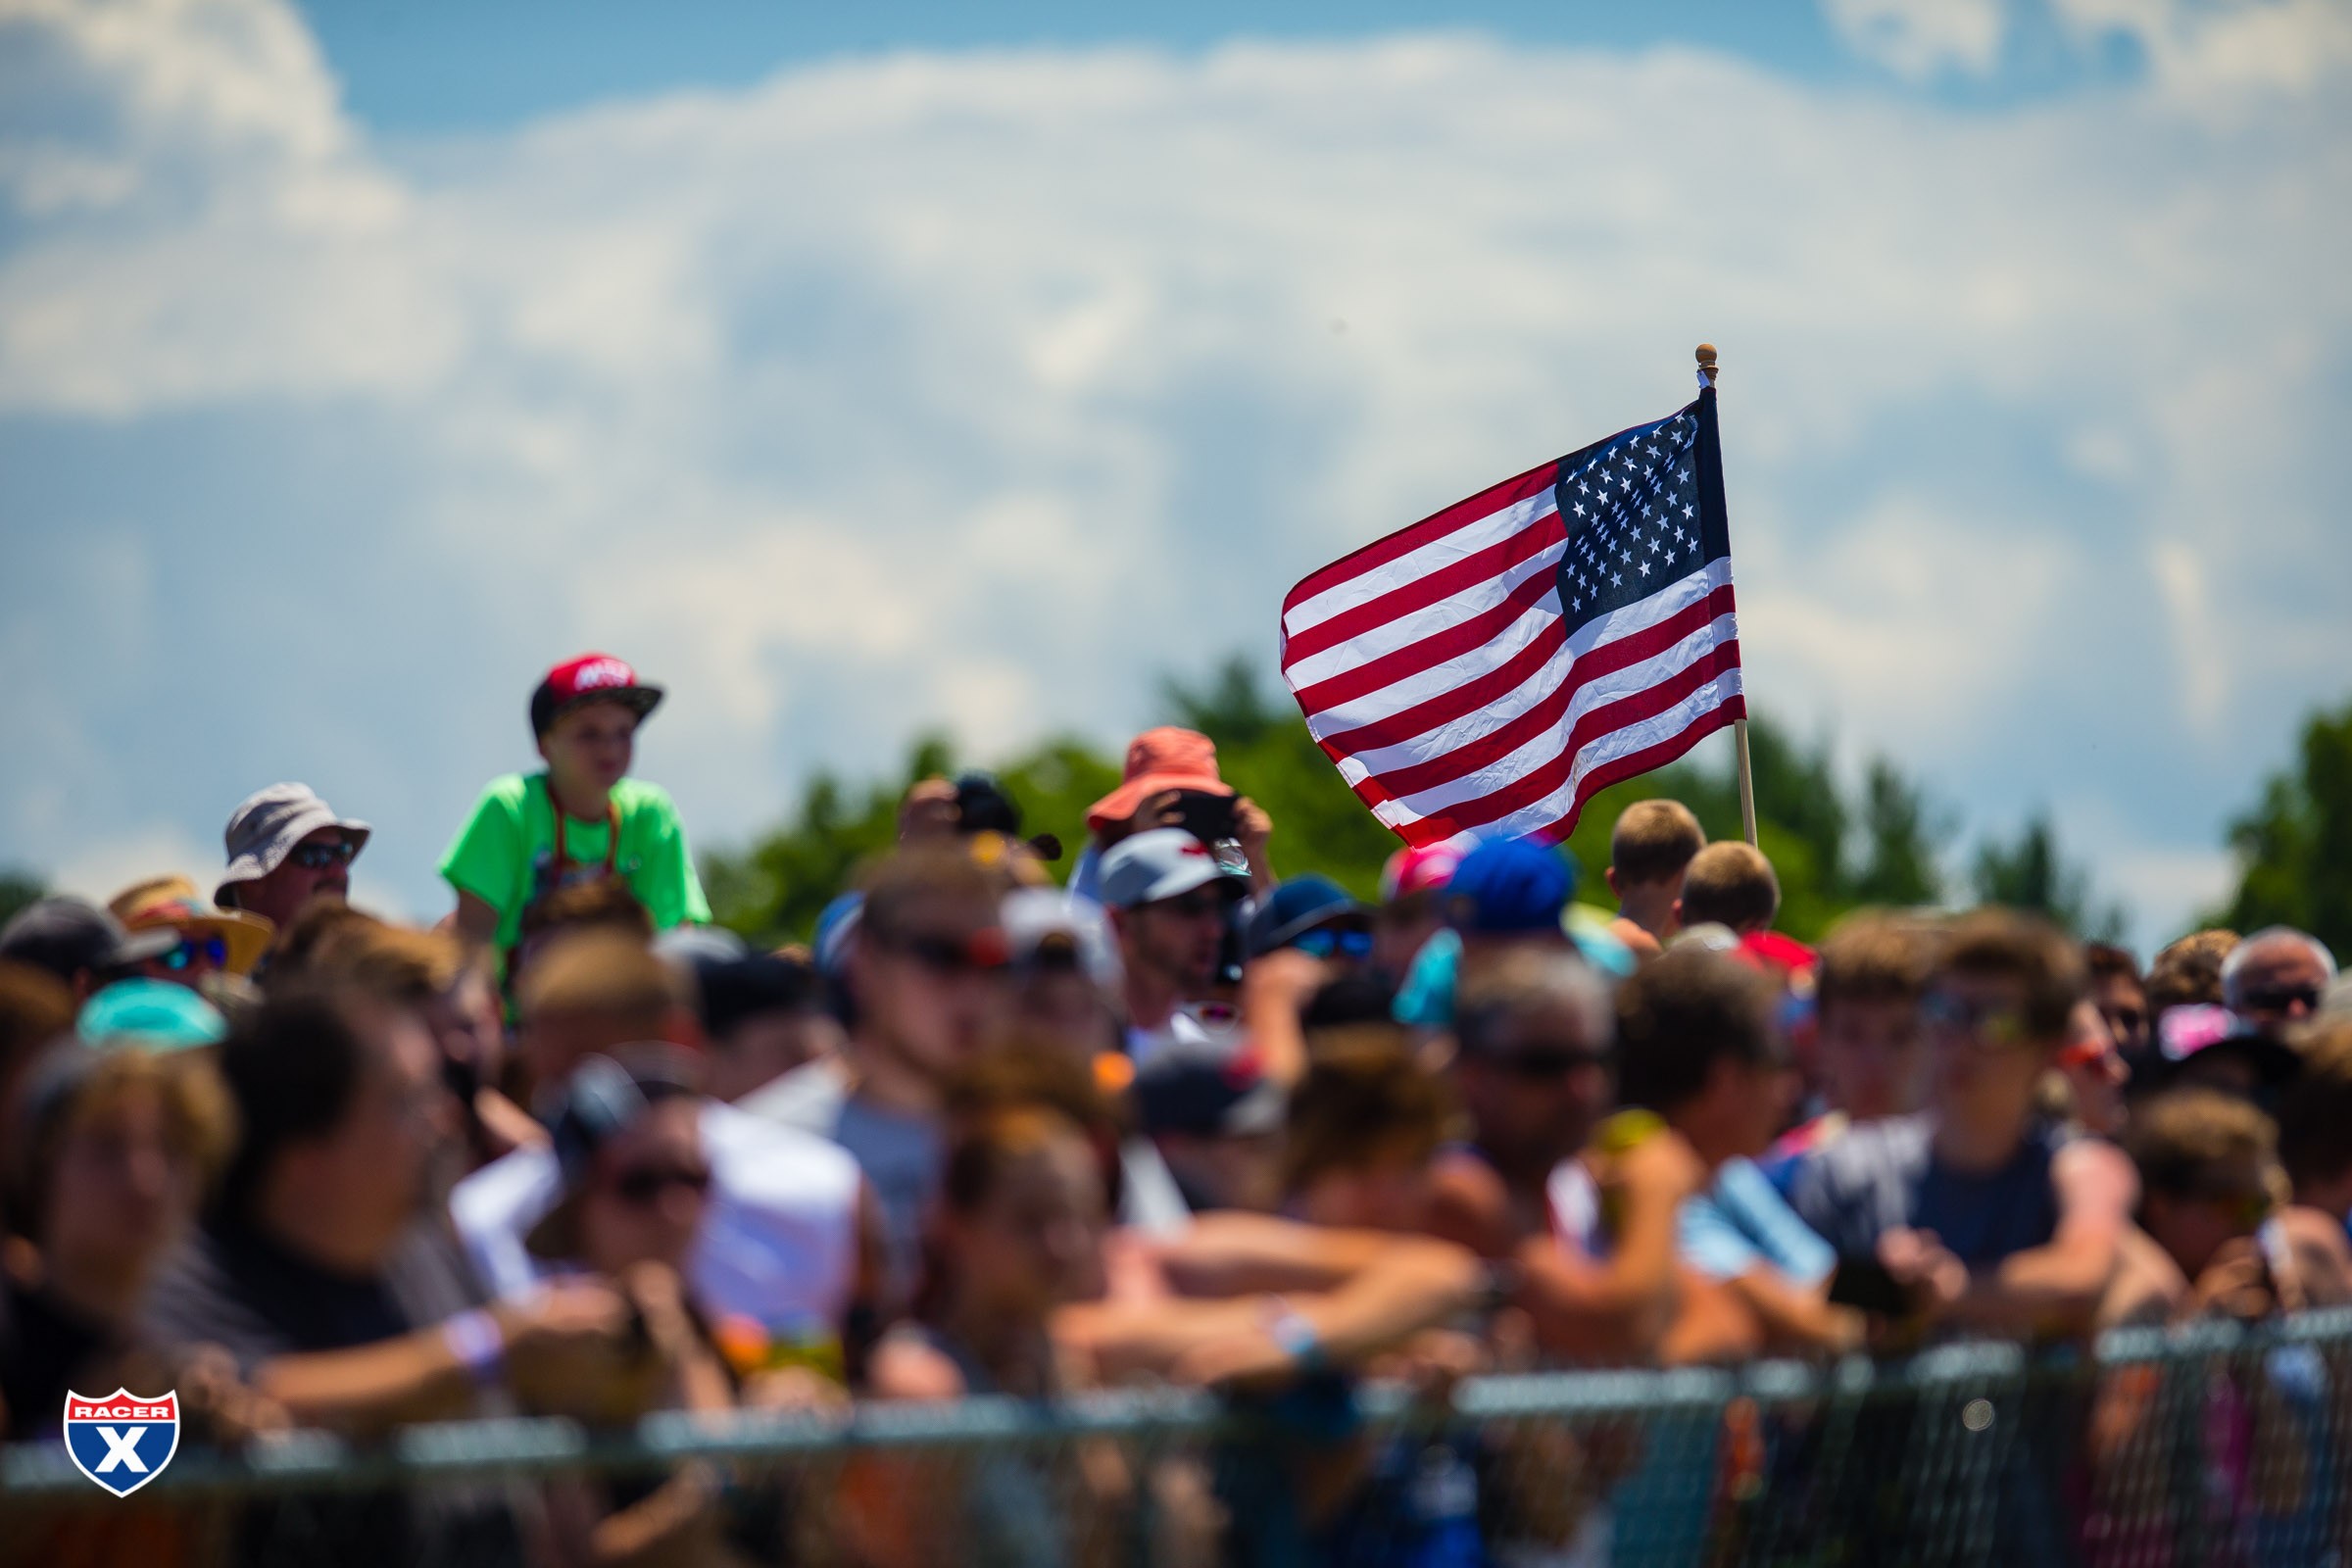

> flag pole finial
[1695,343,1718,386]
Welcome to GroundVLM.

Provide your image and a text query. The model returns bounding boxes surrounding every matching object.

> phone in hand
[1828,1253,1915,1318]
[1164,789,1239,849]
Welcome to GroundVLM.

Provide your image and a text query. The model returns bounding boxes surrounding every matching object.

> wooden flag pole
[1697,341,1760,849]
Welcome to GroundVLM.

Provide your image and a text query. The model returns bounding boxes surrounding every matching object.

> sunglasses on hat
[161,935,228,972]
[1293,926,1374,962]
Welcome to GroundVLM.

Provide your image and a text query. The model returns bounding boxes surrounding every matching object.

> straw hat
[107,875,275,977]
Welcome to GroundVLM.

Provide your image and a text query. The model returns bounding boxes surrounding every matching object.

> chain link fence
[8,1310,2352,1566]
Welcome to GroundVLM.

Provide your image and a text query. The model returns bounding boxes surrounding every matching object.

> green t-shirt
[439,773,711,950]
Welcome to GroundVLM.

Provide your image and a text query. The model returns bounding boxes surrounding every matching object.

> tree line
[7,673,2344,958]
[706,656,2352,951]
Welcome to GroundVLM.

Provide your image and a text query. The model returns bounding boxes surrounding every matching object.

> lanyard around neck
[550,789,621,878]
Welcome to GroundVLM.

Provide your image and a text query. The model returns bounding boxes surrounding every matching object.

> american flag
[1279,383,1743,848]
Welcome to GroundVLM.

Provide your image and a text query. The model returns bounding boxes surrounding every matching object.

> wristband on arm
[442,1307,508,1389]
[1259,1296,1327,1375]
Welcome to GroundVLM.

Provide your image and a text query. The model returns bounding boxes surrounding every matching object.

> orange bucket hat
[1083,727,1234,834]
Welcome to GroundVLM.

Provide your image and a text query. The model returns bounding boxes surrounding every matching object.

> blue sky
[3,0,2348,953]
[305,2,1856,129]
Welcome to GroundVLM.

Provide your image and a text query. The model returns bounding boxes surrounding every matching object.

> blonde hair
[1678,842,1781,932]
[1816,912,1938,1021]
[2146,929,2238,1013]
[1609,799,1707,887]
[312,924,469,1004]
[518,929,685,1030]
[2127,1089,2279,1203]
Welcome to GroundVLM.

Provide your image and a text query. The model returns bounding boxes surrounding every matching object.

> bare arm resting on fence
[252,1279,642,1435]
[1061,1234,1485,1389]
[1723,1262,1865,1356]
[1148,1212,1440,1298]
[1911,1139,2135,1338]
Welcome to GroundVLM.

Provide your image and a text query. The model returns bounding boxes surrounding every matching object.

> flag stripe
[1284,486,1560,638]
[1315,570,1737,757]
[1315,617,1569,756]
[1281,504,1565,664]
[1338,610,1740,800]
[1385,661,1746,847]
[1517,696,1746,845]
[1284,544,1565,691]
[1304,600,1565,740]
[1351,636,1743,825]
[1287,564,1562,715]
[1283,459,1560,617]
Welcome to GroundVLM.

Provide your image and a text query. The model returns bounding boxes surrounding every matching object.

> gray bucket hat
[217,783,371,906]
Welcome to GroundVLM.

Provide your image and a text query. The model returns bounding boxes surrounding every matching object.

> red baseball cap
[531,653,664,736]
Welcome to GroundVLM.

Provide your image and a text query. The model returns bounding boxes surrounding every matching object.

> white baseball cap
[1098,828,1247,910]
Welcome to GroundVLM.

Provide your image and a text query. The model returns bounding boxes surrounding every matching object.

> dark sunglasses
[889,927,1010,976]
[1153,890,1234,920]
[2240,985,2322,1016]
[289,839,359,869]
[162,935,228,971]
[1293,926,1374,961]
[608,1163,712,1206]
[1922,990,2030,1048]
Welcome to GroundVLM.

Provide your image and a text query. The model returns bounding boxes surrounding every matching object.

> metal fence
[8,1310,2352,1566]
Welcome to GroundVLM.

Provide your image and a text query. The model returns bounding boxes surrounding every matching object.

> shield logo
[63,1389,180,1498]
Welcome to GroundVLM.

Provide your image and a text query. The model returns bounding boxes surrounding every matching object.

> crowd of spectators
[4,649,2350,1566]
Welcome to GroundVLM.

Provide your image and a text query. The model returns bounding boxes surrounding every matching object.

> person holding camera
[1097,829,1251,1068]
[1070,727,1275,903]
[527,1051,839,1567]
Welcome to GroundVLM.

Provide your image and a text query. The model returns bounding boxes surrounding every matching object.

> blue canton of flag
[64,1389,180,1497]
[1550,405,1729,628]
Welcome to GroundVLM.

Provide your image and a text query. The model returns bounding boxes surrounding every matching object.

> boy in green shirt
[442,652,710,955]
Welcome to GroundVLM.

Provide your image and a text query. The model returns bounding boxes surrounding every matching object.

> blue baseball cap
[1446,838,1576,935]
[1246,874,1369,958]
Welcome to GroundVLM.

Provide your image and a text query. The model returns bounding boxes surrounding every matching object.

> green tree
[702,733,1122,946]
[1972,813,2122,940]
[1849,760,1947,908]
[2218,696,2352,956]
[0,868,42,929]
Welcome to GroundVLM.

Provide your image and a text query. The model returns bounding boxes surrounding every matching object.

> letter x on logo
[91,1425,149,1474]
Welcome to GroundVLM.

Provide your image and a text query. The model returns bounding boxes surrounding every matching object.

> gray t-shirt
[1788,1113,2067,1270]
[742,1058,940,1300]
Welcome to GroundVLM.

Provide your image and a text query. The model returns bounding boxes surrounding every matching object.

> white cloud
[2052,0,2352,99]
[1822,0,2009,80]
[0,0,2347,954]
[1742,492,2080,747]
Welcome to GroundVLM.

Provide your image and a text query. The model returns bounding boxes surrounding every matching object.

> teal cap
[77,979,228,1053]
